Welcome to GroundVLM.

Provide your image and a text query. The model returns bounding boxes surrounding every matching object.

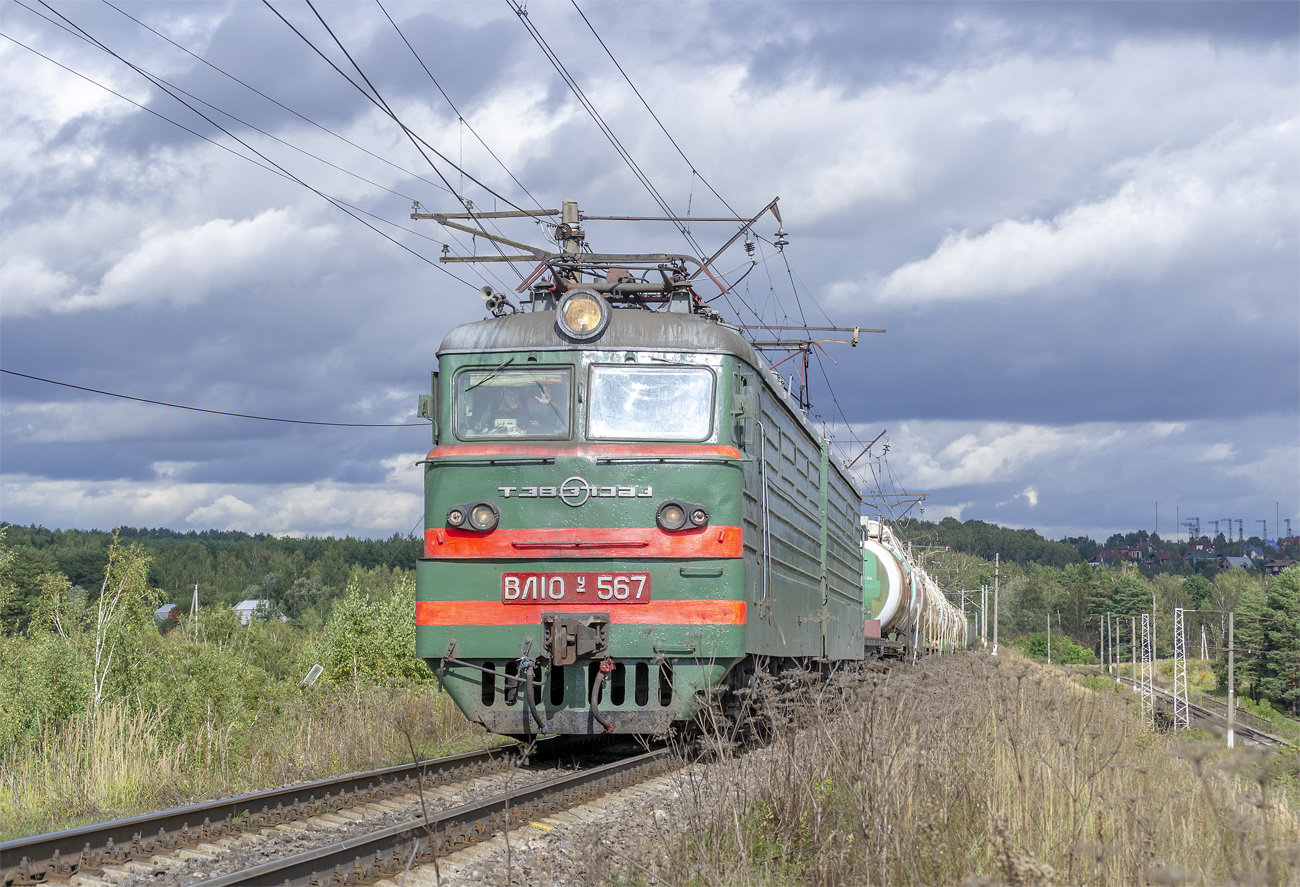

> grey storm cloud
[1,0,1296,539]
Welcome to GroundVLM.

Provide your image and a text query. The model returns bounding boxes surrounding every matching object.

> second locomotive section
[416,304,864,735]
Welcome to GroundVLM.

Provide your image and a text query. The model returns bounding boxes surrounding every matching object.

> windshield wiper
[466,357,516,390]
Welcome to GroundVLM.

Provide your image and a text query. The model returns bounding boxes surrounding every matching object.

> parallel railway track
[1,737,613,886]
[1112,675,1293,749]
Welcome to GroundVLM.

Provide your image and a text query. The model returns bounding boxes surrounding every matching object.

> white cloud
[0,473,423,538]
[871,117,1297,305]
[0,257,76,316]
[44,209,339,315]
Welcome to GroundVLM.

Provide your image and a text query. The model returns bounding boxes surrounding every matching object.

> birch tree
[89,533,157,709]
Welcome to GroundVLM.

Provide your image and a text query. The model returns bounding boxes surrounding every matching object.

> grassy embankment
[0,561,494,841]
[633,651,1298,887]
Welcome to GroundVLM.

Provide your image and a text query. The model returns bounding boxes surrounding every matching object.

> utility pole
[1112,614,1119,683]
[1131,615,1137,690]
[191,582,199,642]
[993,553,999,655]
[1100,615,1106,671]
[1047,612,1051,664]
[1227,611,1235,749]
[981,584,987,646]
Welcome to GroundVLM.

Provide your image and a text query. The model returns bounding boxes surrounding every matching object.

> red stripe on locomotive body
[424,443,744,460]
[416,599,746,626]
[423,526,743,559]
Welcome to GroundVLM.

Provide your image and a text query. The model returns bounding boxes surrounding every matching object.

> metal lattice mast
[1172,608,1189,729]
[1140,614,1155,728]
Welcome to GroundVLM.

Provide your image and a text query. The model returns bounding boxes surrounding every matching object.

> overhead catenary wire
[18,1,478,287]
[99,0,466,202]
[268,0,525,281]
[374,0,547,216]
[0,370,427,427]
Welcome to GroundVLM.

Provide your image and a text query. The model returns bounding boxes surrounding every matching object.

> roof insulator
[774,227,788,251]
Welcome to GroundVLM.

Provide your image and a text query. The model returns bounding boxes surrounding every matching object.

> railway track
[1,737,611,887]
[1112,675,1293,748]
[188,746,674,887]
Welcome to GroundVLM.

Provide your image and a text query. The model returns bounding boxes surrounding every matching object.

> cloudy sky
[1,1,1296,542]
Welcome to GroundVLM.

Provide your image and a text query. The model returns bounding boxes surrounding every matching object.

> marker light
[657,501,708,531]
[657,502,687,531]
[468,502,501,532]
[556,289,609,340]
[446,507,466,527]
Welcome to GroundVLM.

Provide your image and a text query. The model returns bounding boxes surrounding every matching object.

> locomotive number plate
[502,572,650,604]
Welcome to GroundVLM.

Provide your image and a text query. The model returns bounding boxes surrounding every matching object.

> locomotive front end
[416,309,749,735]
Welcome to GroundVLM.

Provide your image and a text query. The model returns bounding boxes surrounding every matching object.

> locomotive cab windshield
[455,367,571,438]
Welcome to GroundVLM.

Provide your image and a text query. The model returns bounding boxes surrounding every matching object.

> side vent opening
[634,662,650,706]
[549,665,565,706]
[657,662,674,707]
[481,662,496,706]
[610,663,626,706]
[503,660,519,705]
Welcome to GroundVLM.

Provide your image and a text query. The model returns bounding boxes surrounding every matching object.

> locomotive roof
[438,309,766,369]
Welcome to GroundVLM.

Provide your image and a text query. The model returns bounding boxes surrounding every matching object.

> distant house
[154,603,180,622]
[1264,557,1296,576]
[1152,551,1173,565]
[1245,544,1267,559]
[233,599,280,624]
[1220,556,1252,571]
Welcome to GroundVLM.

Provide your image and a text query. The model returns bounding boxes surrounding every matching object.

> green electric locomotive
[415,204,865,736]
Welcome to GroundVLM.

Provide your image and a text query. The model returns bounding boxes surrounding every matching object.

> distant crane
[1220,518,1235,543]
[1209,520,1221,538]
[1181,517,1201,541]
[1257,519,1267,542]
[1236,518,1245,541]
[1287,518,1293,538]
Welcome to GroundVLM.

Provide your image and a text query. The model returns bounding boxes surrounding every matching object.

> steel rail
[193,747,675,887]
[1113,675,1292,748]
[1,738,599,885]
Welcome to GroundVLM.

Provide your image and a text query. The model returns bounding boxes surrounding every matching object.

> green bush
[1012,631,1097,665]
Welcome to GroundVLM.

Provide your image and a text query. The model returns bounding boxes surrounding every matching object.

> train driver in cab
[484,382,564,435]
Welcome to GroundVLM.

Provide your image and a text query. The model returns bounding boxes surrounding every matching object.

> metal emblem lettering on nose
[560,476,591,507]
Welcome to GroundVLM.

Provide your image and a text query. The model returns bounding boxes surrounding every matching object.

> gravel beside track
[100,766,576,887]
[389,763,706,887]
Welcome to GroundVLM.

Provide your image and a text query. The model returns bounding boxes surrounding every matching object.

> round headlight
[446,507,465,527]
[657,502,687,531]
[556,289,609,340]
[469,502,500,531]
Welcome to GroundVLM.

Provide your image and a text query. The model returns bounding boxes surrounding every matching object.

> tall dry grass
[0,684,485,840]
[652,651,1299,886]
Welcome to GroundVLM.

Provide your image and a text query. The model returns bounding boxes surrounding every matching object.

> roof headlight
[556,288,609,340]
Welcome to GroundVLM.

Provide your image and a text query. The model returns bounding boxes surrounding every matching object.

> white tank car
[861,518,967,656]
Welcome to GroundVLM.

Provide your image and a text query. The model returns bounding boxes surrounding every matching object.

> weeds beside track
[633,651,1299,887]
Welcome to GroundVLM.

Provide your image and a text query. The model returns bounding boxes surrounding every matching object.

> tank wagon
[862,518,967,657]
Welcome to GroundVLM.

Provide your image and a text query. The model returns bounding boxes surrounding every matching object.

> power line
[267,0,525,280]
[569,0,739,219]
[18,1,475,285]
[374,0,546,214]
[0,370,426,427]
[99,0,462,202]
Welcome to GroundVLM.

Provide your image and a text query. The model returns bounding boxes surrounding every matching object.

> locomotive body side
[415,309,864,735]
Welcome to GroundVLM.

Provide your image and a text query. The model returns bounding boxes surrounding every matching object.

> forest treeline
[0,523,420,633]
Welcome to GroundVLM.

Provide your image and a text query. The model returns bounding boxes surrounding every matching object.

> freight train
[414,201,965,736]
